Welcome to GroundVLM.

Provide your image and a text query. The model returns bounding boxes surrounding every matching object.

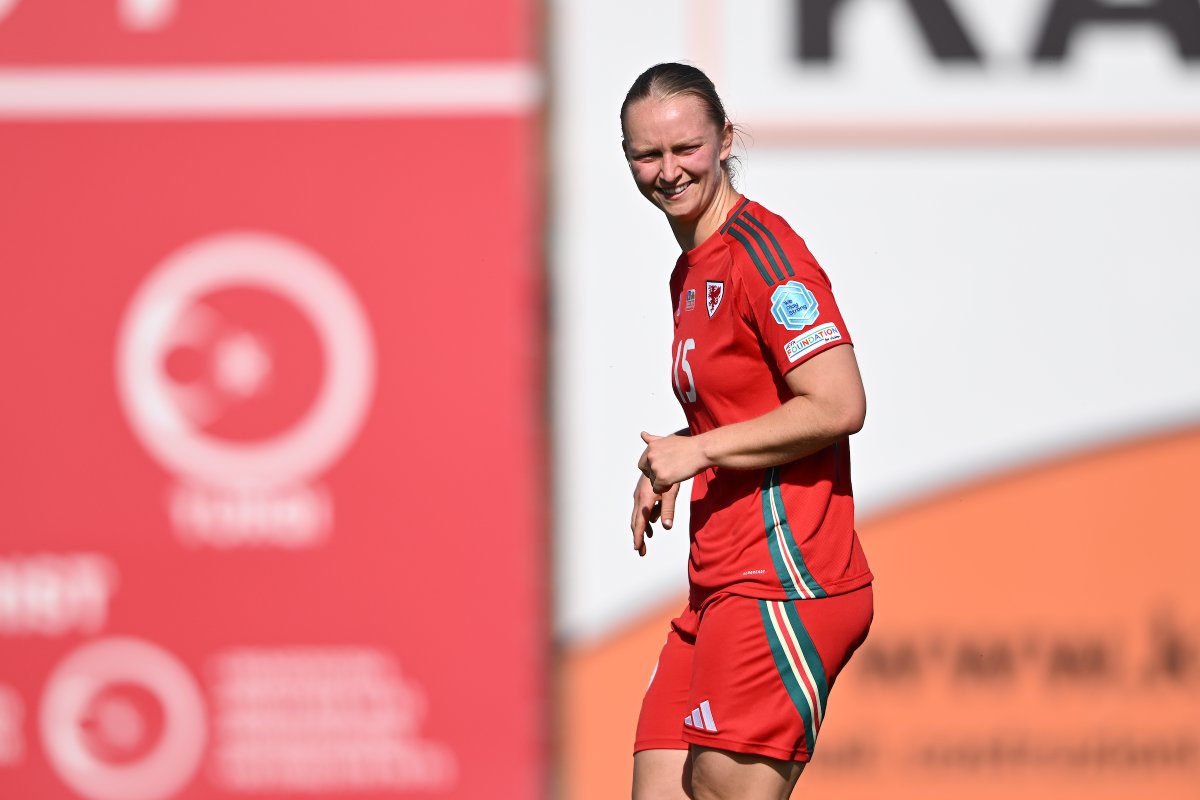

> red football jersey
[668,197,873,609]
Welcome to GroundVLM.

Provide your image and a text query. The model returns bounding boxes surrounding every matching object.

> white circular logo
[115,232,376,490]
[39,637,208,800]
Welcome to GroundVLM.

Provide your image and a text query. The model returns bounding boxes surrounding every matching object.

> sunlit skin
[622,93,739,251]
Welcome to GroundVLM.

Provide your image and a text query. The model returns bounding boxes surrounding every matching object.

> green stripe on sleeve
[719,198,751,234]
[728,228,775,287]
[732,218,785,282]
[744,212,795,278]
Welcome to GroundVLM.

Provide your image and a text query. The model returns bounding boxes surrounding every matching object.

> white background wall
[549,0,1200,643]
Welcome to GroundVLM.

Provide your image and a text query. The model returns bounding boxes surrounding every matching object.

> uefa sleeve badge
[770,281,819,331]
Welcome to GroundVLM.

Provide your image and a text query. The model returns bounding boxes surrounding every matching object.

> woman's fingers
[630,473,678,557]
[631,475,654,556]
[659,483,680,529]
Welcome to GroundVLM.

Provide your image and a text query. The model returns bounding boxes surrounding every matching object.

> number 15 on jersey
[673,338,696,404]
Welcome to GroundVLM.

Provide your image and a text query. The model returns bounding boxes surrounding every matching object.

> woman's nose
[660,154,681,182]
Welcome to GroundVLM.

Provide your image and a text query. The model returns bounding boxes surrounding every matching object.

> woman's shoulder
[734,199,817,251]
[720,198,823,292]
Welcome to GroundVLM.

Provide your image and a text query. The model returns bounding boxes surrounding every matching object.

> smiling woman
[619,63,874,800]
[620,66,737,251]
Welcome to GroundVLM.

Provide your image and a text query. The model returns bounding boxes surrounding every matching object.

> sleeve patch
[785,323,842,363]
[770,281,819,331]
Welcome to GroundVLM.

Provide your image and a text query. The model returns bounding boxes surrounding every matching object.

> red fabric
[635,586,874,761]
[667,197,873,608]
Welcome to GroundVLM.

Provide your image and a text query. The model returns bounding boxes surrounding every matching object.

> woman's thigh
[689,746,804,800]
[633,612,698,800]
[632,748,692,800]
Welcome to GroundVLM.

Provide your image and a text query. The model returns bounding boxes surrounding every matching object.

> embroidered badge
[706,281,724,317]
[686,288,696,311]
[770,281,819,331]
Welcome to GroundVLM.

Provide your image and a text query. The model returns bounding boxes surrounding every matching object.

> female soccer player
[623,63,875,800]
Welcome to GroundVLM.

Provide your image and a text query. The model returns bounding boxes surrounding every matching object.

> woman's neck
[670,180,739,251]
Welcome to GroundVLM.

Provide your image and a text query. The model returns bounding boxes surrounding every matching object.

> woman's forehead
[624,94,714,138]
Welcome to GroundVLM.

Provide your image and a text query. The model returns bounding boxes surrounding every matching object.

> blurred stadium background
[2,1,1198,798]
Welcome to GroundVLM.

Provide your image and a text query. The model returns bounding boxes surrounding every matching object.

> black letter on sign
[1033,0,1200,61]
[796,0,982,62]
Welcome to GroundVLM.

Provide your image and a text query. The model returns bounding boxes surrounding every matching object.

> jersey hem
[633,738,690,755]
[681,730,812,762]
[690,572,874,611]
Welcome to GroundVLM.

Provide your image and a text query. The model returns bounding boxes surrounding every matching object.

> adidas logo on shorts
[682,700,718,733]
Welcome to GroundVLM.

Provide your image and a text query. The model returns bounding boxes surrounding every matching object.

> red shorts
[634,585,873,762]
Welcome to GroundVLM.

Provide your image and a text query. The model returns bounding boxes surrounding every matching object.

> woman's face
[623,93,732,228]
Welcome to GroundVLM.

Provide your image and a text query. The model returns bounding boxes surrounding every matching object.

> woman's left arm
[638,344,865,492]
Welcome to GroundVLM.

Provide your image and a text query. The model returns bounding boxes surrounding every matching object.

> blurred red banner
[0,0,532,62]
[0,4,544,799]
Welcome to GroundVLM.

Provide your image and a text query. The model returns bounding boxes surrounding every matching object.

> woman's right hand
[630,474,680,557]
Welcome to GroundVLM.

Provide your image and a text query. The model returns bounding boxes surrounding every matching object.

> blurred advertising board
[687,0,1200,143]
[0,4,544,800]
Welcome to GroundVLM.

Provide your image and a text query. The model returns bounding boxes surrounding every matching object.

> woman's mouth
[658,181,692,200]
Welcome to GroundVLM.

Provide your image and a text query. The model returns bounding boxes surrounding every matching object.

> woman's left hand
[638,431,708,494]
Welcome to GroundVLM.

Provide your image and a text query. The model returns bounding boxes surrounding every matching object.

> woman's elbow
[837,393,867,437]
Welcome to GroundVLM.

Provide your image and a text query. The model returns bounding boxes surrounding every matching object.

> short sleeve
[731,225,852,376]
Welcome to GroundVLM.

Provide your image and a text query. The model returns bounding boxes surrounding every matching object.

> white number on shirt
[673,338,697,404]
